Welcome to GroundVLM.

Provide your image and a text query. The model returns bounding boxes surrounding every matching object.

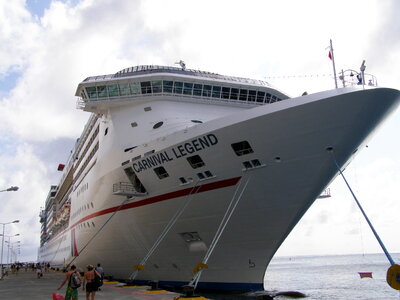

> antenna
[175,60,186,70]
[360,60,366,86]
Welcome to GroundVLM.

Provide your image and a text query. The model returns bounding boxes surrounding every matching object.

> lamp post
[9,241,21,265]
[0,220,19,279]
[0,186,19,192]
[1,234,19,270]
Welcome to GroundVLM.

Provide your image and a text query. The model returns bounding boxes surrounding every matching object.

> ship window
[163,80,173,93]
[144,149,155,156]
[212,86,221,98]
[239,89,248,101]
[197,173,205,179]
[230,88,239,100]
[222,87,230,99]
[193,84,202,96]
[144,106,152,112]
[104,128,108,135]
[97,86,107,98]
[183,83,193,95]
[86,87,97,98]
[265,93,272,103]
[141,81,152,94]
[119,83,130,96]
[248,90,256,102]
[251,159,261,167]
[187,155,205,169]
[256,91,265,103]
[202,85,212,97]
[231,141,254,156]
[174,81,183,94]
[108,84,119,97]
[154,166,169,179]
[179,177,187,184]
[204,170,213,177]
[131,122,138,127]
[153,121,164,129]
[243,161,252,169]
[130,82,141,95]
[271,95,277,102]
[152,81,162,93]
[191,120,203,123]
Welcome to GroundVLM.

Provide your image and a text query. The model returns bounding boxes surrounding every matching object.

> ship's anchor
[328,147,400,290]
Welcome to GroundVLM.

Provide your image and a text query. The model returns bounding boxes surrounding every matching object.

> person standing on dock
[95,264,104,291]
[57,265,82,300]
[83,264,101,300]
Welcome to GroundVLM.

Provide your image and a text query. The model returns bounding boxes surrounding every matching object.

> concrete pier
[0,270,187,300]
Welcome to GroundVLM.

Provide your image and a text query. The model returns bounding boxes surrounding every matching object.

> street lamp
[0,186,19,192]
[2,234,20,268]
[0,220,19,279]
[8,241,20,265]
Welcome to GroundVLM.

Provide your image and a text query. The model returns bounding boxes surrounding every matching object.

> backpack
[69,271,81,289]
[94,270,103,287]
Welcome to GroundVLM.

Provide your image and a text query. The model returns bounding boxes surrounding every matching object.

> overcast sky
[1,0,399,264]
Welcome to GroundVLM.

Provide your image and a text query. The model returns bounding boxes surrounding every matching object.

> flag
[57,164,65,171]
[328,50,332,60]
[358,272,373,278]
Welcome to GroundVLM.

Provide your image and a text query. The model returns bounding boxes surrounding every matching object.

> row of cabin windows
[150,140,254,180]
[124,140,254,194]
[85,81,283,104]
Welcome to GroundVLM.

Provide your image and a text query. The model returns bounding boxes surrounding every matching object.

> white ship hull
[38,65,400,291]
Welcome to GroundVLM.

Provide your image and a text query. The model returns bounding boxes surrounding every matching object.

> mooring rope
[189,175,251,289]
[329,150,395,266]
[129,181,201,281]
[67,196,131,267]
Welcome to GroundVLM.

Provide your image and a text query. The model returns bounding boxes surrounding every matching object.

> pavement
[0,270,186,300]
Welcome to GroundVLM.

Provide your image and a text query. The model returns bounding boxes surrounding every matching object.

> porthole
[191,120,203,123]
[131,122,138,127]
[153,121,164,129]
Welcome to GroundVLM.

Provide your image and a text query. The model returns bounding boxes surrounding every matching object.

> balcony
[113,182,147,197]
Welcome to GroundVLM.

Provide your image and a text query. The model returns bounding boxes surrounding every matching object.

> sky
[0,0,399,265]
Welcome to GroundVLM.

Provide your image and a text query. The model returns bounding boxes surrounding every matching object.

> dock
[0,270,191,300]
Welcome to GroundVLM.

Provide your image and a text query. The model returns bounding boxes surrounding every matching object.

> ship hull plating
[39,87,399,291]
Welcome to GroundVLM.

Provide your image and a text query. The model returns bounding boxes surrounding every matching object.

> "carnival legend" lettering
[132,134,218,173]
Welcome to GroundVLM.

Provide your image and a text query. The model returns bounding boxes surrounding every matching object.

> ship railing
[317,188,331,199]
[113,182,147,197]
[338,70,378,87]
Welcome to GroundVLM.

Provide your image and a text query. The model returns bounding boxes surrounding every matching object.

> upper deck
[75,65,290,113]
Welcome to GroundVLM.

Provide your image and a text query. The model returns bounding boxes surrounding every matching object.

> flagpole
[330,39,338,89]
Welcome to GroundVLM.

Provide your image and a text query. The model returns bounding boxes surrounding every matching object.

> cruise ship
[38,64,400,291]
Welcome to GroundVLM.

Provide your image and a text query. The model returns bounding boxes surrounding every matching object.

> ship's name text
[132,134,218,173]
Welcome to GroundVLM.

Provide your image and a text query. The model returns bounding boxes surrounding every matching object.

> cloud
[1,0,399,262]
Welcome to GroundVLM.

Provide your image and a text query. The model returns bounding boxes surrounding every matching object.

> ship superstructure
[39,65,400,291]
